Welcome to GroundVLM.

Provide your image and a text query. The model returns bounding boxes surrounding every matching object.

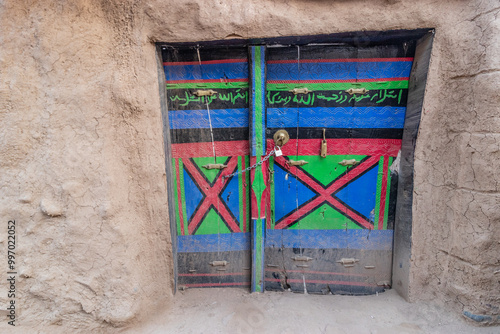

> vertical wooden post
[249,45,266,292]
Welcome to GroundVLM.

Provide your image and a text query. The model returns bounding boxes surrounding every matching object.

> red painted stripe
[183,282,250,287]
[166,78,249,84]
[172,141,250,158]
[266,139,401,157]
[241,157,247,233]
[179,272,245,277]
[267,77,409,84]
[267,58,414,64]
[264,278,378,287]
[164,59,247,66]
[378,156,390,230]
[265,268,367,277]
[175,159,185,236]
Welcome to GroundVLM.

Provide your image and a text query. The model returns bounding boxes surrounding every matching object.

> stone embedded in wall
[40,198,64,217]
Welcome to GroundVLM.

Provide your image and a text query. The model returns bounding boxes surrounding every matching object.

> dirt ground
[125,288,499,334]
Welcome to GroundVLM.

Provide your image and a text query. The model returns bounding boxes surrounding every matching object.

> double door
[162,43,413,294]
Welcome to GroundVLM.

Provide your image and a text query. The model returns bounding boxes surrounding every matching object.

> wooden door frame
[156,28,434,298]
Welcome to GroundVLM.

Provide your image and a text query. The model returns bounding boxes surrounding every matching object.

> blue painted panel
[267,61,413,81]
[169,108,249,129]
[183,169,204,221]
[221,174,240,222]
[178,232,250,253]
[164,62,248,81]
[273,163,316,222]
[265,229,393,250]
[267,107,406,129]
[335,164,378,220]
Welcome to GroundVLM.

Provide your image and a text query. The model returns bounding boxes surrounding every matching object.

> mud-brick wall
[0,0,498,331]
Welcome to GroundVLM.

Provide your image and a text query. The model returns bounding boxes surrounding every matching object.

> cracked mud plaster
[0,0,499,331]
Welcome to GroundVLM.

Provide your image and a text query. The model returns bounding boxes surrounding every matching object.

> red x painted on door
[273,155,380,230]
[182,157,242,235]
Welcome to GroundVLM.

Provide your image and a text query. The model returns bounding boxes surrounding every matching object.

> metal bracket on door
[338,159,359,167]
[337,258,359,267]
[321,128,327,158]
[203,164,227,170]
[292,256,313,262]
[209,260,228,266]
[287,160,309,166]
[193,89,217,96]
[345,88,369,95]
[289,87,312,95]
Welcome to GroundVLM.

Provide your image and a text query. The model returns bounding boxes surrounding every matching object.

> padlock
[275,146,283,157]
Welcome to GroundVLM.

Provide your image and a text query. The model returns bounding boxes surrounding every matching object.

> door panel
[264,44,414,294]
[163,46,251,288]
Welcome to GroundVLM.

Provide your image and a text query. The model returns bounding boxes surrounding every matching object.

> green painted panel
[289,204,362,230]
[194,207,232,235]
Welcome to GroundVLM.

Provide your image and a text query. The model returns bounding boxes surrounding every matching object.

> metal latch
[273,129,290,146]
[292,256,313,262]
[345,88,369,95]
[287,160,309,166]
[337,258,359,267]
[338,159,359,167]
[209,260,228,266]
[193,89,217,97]
[289,87,312,95]
[203,164,227,170]
[321,128,327,158]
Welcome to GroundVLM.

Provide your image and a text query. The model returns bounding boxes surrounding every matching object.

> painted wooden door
[163,46,252,288]
[263,44,414,294]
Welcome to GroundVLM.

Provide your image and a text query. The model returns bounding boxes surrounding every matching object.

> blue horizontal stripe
[265,229,393,250]
[267,107,406,128]
[268,62,412,81]
[164,63,248,81]
[178,233,250,253]
[169,108,249,129]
